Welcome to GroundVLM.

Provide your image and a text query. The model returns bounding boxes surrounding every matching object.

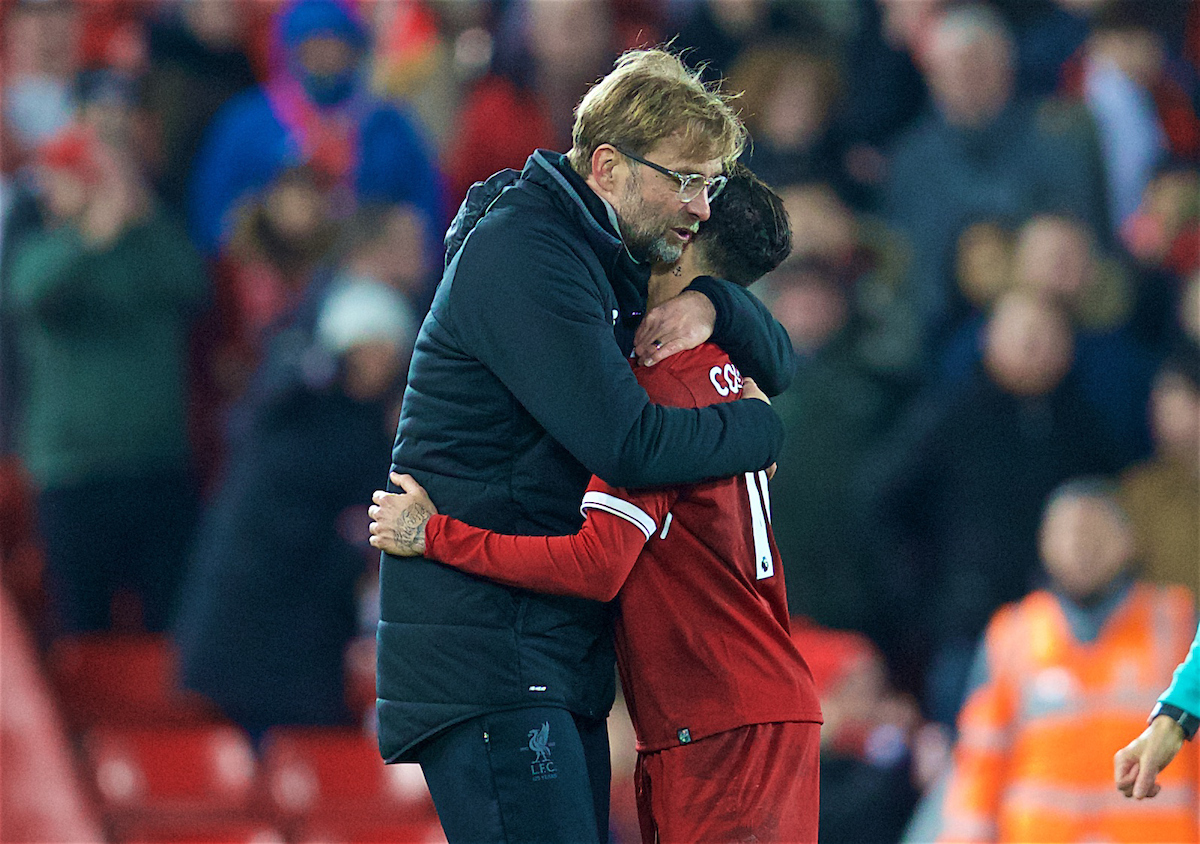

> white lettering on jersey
[708,363,743,397]
[745,472,774,580]
[659,512,673,540]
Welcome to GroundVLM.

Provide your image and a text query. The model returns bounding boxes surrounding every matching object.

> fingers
[637,321,707,365]
[1114,751,1138,797]
[634,329,667,363]
[634,294,713,364]
[740,377,771,405]
[393,472,424,494]
[641,337,690,366]
[633,308,668,356]
[633,311,662,347]
[1133,760,1160,799]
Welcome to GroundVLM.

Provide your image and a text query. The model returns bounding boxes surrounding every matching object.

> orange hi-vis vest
[939,583,1199,843]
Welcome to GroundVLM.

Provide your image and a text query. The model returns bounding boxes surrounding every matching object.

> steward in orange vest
[933,480,1199,843]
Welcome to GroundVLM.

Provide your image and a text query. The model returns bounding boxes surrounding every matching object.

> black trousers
[38,470,196,633]
[418,706,611,844]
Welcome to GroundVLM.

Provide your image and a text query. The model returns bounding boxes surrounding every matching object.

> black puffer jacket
[377,151,794,761]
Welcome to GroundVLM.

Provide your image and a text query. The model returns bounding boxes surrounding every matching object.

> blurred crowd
[1,0,1198,841]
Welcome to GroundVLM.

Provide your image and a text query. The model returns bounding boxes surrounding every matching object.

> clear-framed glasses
[614,146,727,203]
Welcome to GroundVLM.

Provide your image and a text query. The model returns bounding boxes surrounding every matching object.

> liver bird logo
[527,722,552,763]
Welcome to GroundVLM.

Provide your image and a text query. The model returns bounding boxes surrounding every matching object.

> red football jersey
[588,343,820,751]
[424,343,821,751]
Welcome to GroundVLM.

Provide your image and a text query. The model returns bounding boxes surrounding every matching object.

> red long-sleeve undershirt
[423,510,650,603]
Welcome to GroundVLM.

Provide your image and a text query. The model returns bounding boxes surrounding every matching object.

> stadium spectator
[790,618,948,844]
[442,0,615,208]
[222,167,338,376]
[884,3,1107,355]
[866,290,1120,723]
[926,480,1198,842]
[1122,164,1200,280]
[0,175,46,462]
[187,164,338,488]
[1,0,80,167]
[762,183,922,632]
[362,0,453,146]
[188,0,442,257]
[174,237,411,741]
[143,0,259,212]
[728,39,847,197]
[833,0,930,206]
[1121,163,1200,352]
[941,213,1156,462]
[671,0,775,84]
[8,122,207,633]
[1119,350,1200,601]
[952,216,1018,313]
[1077,2,1173,236]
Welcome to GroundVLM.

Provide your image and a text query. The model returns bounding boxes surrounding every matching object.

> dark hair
[694,163,792,286]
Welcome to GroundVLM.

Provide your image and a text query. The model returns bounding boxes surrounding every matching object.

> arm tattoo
[391,502,432,555]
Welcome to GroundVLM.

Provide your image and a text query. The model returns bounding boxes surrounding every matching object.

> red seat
[120,819,288,844]
[84,724,260,830]
[295,818,447,844]
[260,727,437,830]
[48,633,220,729]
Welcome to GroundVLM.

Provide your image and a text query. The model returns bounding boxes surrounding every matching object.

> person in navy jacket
[188,0,442,257]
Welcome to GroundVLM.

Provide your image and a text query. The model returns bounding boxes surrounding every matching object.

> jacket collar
[441,150,650,324]
[523,150,649,321]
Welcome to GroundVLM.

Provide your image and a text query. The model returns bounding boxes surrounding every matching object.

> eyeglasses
[614,146,727,203]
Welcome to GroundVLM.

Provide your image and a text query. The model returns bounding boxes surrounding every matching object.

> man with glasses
[375,49,795,843]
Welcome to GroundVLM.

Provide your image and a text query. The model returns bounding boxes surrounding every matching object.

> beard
[616,177,690,265]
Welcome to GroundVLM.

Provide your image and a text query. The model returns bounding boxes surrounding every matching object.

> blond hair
[567,48,746,177]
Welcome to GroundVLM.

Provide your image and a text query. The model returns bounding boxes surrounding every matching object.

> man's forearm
[605,397,782,489]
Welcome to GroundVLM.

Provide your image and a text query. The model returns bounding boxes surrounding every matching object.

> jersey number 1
[745,471,773,580]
